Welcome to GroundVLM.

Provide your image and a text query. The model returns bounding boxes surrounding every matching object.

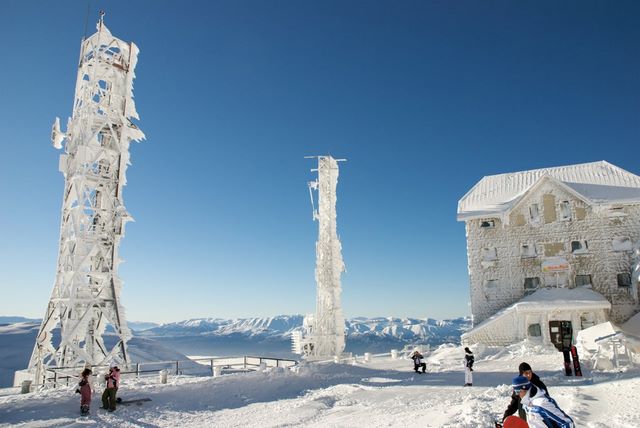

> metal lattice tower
[27,15,144,386]
[299,156,346,358]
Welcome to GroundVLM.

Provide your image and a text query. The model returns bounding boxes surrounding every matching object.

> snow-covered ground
[1,341,638,427]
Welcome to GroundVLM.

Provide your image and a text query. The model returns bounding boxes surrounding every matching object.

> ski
[570,345,582,377]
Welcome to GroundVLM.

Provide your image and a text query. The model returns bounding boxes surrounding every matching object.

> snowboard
[562,349,572,376]
[117,398,152,406]
[503,415,529,428]
[570,345,582,377]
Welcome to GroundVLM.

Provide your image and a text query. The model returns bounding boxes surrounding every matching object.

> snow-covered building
[458,161,640,345]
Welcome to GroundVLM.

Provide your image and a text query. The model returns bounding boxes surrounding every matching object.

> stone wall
[465,180,640,325]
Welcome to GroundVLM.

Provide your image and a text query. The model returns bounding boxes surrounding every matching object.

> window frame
[559,200,571,221]
[575,274,592,287]
[571,240,588,255]
[520,243,537,258]
[617,273,632,288]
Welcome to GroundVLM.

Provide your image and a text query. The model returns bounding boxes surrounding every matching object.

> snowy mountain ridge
[139,315,471,343]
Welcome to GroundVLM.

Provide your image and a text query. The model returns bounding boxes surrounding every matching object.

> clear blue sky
[1,1,638,323]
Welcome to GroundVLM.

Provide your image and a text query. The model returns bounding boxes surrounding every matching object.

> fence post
[159,370,167,384]
[210,359,214,376]
[136,363,140,378]
[53,371,58,388]
[243,356,247,370]
[175,361,179,375]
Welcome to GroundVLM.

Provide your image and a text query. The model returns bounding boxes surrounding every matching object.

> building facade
[458,161,640,336]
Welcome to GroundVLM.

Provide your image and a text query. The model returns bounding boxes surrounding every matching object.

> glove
[75,389,80,394]
[470,368,473,371]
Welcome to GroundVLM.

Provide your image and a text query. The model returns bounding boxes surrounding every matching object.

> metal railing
[41,355,298,389]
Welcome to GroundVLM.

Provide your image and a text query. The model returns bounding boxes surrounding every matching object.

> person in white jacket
[511,375,574,428]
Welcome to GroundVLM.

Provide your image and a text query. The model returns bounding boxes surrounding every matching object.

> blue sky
[1,1,638,323]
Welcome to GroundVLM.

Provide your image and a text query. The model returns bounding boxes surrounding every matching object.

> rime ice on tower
[25,15,144,386]
[292,156,346,359]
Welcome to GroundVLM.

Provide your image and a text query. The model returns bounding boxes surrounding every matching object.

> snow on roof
[467,287,611,334]
[458,161,640,220]
[518,286,612,307]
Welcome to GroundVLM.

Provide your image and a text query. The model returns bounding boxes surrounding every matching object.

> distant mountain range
[139,315,471,344]
[0,315,470,387]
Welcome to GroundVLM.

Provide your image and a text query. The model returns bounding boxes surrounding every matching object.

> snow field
[0,342,639,427]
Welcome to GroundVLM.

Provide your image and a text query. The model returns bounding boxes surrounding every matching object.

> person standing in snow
[411,350,426,373]
[463,347,474,386]
[102,363,120,412]
[502,362,548,422]
[77,368,92,416]
[511,375,574,428]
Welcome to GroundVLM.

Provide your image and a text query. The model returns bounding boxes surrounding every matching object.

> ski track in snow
[1,343,639,427]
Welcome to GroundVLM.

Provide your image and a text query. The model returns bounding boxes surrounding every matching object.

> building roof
[457,161,640,221]
[518,286,611,308]
[462,287,611,340]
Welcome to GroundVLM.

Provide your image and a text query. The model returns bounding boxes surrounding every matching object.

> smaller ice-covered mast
[293,156,346,359]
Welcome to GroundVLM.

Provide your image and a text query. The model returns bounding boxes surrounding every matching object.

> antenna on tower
[20,16,145,389]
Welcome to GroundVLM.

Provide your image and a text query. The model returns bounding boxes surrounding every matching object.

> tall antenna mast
[292,156,346,359]
[24,15,145,388]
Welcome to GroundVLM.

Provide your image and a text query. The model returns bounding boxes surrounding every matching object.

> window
[480,220,495,229]
[571,240,588,254]
[524,277,540,292]
[559,201,571,221]
[612,237,632,252]
[529,204,540,224]
[544,273,568,288]
[521,243,537,258]
[607,206,626,218]
[575,274,592,287]
[485,279,499,289]
[617,273,632,288]
[481,247,497,261]
[528,324,542,337]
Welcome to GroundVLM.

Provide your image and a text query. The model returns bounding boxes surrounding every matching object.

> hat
[464,347,472,354]
[512,375,531,392]
[109,362,118,368]
[518,362,532,374]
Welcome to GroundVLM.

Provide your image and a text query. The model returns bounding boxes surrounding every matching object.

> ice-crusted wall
[465,180,640,325]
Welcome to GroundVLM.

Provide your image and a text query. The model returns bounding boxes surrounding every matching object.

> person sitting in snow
[511,375,574,428]
[77,368,92,416]
[463,347,474,386]
[502,362,548,423]
[102,363,121,412]
[411,350,426,373]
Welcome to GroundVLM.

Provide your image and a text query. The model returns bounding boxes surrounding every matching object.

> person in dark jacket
[411,350,426,373]
[464,347,474,386]
[502,362,548,422]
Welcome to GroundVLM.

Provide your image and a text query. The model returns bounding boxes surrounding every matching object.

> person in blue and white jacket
[511,375,574,428]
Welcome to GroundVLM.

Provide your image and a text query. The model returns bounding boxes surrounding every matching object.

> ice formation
[26,15,144,387]
[293,156,346,358]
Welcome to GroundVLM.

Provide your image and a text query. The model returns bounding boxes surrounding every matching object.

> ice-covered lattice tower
[26,14,144,386]
[293,156,346,358]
